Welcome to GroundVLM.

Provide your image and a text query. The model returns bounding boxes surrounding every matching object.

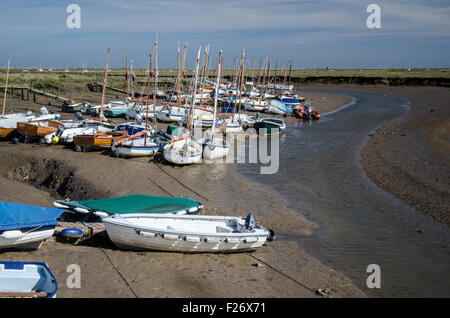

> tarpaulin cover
[0,201,64,231]
[55,194,201,215]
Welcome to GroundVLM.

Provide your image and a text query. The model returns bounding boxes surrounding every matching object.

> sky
[1,0,449,69]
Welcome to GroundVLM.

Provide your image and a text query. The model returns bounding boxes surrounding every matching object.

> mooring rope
[156,164,209,201]
[248,254,317,295]
[97,248,139,298]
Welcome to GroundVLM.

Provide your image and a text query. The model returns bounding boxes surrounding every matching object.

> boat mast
[178,42,188,110]
[237,50,245,116]
[145,54,152,147]
[175,42,180,94]
[251,57,257,84]
[288,59,293,88]
[186,46,202,137]
[153,39,158,129]
[260,54,268,102]
[210,50,223,141]
[283,61,288,87]
[99,48,110,120]
[130,60,135,98]
[1,58,10,117]
[126,56,129,99]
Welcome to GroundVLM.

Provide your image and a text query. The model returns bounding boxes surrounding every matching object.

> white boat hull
[163,139,202,165]
[197,138,230,161]
[111,138,161,157]
[103,214,270,253]
[0,228,55,250]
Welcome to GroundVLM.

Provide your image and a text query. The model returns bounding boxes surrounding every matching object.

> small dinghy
[0,261,58,298]
[163,138,203,165]
[103,213,274,253]
[73,131,128,151]
[253,118,286,134]
[111,135,162,158]
[267,99,293,115]
[53,194,203,218]
[0,112,58,138]
[0,201,63,250]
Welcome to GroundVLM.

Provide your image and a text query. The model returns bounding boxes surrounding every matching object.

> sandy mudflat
[302,84,449,227]
[0,90,364,298]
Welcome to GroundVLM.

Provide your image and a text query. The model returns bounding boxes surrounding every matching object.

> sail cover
[0,201,64,231]
[55,194,202,215]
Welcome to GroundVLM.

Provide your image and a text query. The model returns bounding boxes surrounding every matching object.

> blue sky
[1,0,449,69]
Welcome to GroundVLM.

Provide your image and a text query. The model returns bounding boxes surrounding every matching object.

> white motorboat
[103,213,274,253]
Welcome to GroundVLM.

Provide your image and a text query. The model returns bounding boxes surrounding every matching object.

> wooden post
[2,57,11,117]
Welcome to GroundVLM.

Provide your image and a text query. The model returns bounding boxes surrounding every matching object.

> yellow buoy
[52,136,59,144]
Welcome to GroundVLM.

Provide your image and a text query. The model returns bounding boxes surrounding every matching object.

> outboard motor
[75,112,84,121]
[245,214,257,231]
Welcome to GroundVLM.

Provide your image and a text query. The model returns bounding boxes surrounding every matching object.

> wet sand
[0,90,364,298]
[300,84,449,227]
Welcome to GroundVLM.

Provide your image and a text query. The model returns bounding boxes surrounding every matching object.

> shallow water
[233,90,450,297]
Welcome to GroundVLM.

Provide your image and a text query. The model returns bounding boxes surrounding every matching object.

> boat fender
[184,235,200,243]
[188,207,198,214]
[243,237,258,244]
[52,136,60,145]
[93,212,109,218]
[162,233,179,240]
[0,230,24,239]
[225,238,240,244]
[74,207,90,214]
[53,202,69,209]
[204,237,220,244]
[136,230,156,238]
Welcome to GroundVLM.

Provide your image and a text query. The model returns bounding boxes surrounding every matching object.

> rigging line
[156,164,209,202]
[146,177,174,197]
[248,254,317,295]
[98,248,139,298]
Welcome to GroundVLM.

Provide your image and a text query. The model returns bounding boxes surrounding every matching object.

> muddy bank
[0,143,365,298]
[301,84,449,226]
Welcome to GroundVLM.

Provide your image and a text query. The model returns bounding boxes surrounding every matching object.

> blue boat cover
[0,201,64,231]
[281,98,300,104]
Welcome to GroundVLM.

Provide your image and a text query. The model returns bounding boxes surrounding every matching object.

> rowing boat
[73,131,128,150]
[0,262,58,298]
[0,201,63,250]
